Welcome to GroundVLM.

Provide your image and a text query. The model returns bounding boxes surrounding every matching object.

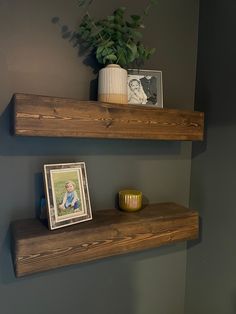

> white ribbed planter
[98,64,128,104]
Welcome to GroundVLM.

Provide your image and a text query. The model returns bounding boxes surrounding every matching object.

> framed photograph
[44,162,92,230]
[127,69,163,107]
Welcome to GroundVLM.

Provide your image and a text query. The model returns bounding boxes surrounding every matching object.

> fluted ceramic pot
[118,190,143,212]
[98,64,128,104]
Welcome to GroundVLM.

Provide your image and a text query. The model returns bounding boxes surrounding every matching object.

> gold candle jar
[118,190,142,212]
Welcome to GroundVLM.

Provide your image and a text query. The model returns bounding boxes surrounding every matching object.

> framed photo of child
[44,162,92,230]
[127,69,163,107]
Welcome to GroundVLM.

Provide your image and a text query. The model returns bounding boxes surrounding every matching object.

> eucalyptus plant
[76,0,157,68]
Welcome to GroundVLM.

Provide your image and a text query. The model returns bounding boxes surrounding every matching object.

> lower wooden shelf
[11,202,199,277]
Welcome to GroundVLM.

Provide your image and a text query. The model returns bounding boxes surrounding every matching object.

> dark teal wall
[186,0,236,313]
[0,1,199,313]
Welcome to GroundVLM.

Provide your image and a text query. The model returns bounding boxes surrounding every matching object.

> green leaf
[96,46,104,55]
[107,15,115,22]
[114,7,126,16]
[97,54,103,64]
[144,5,151,16]
[105,54,117,61]
[117,47,127,66]
[104,41,114,48]
[129,30,142,39]
[76,0,94,7]
[102,48,112,56]
[76,0,86,7]
[144,0,157,16]
[130,15,141,21]
[151,0,158,5]
[127,43,138,63]
[126,42,137,55]
[149,47,156,55]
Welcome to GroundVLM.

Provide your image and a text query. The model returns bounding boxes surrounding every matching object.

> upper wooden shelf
[13,93,204,141]
[11,202,198,277]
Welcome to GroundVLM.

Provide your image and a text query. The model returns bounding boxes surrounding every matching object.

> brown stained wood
[13,93,204,141]
[11,202,199,277]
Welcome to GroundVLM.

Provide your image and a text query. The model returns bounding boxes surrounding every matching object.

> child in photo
[59,181,80,211]
[128,78,147,104]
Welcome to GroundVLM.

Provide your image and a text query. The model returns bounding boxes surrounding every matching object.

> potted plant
[76,0,157,104]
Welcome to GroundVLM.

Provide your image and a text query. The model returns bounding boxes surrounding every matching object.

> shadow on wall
[192,79,208,159]
[51,16,102,74]
[187,216,202,250]
[51,16,101,100]
[0,227,15,285]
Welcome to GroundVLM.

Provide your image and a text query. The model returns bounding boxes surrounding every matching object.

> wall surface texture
[186,0,236,313]
[0,1,199,313]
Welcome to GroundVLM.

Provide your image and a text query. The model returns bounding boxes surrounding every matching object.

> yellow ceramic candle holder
[118,190,142,212]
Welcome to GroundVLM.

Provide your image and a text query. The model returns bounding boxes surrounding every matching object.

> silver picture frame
[127,69,163,107]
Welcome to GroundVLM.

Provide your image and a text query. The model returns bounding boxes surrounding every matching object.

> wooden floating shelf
[11,202,199,277]
[13,93,204,141]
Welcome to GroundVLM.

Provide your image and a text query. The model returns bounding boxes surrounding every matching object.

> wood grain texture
[13,93,204,141]
[11,203,199,277]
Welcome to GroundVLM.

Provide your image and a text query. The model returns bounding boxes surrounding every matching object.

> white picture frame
[44,162,92,230]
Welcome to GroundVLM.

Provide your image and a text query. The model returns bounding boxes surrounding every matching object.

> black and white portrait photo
[127,69,163,107]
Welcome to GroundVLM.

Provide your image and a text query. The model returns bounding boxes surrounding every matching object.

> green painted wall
[186,0,236,313]
[0,1,199,313]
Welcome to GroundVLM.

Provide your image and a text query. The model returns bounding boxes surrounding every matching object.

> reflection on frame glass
[44,162,92,230]
[127,69,163,107]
